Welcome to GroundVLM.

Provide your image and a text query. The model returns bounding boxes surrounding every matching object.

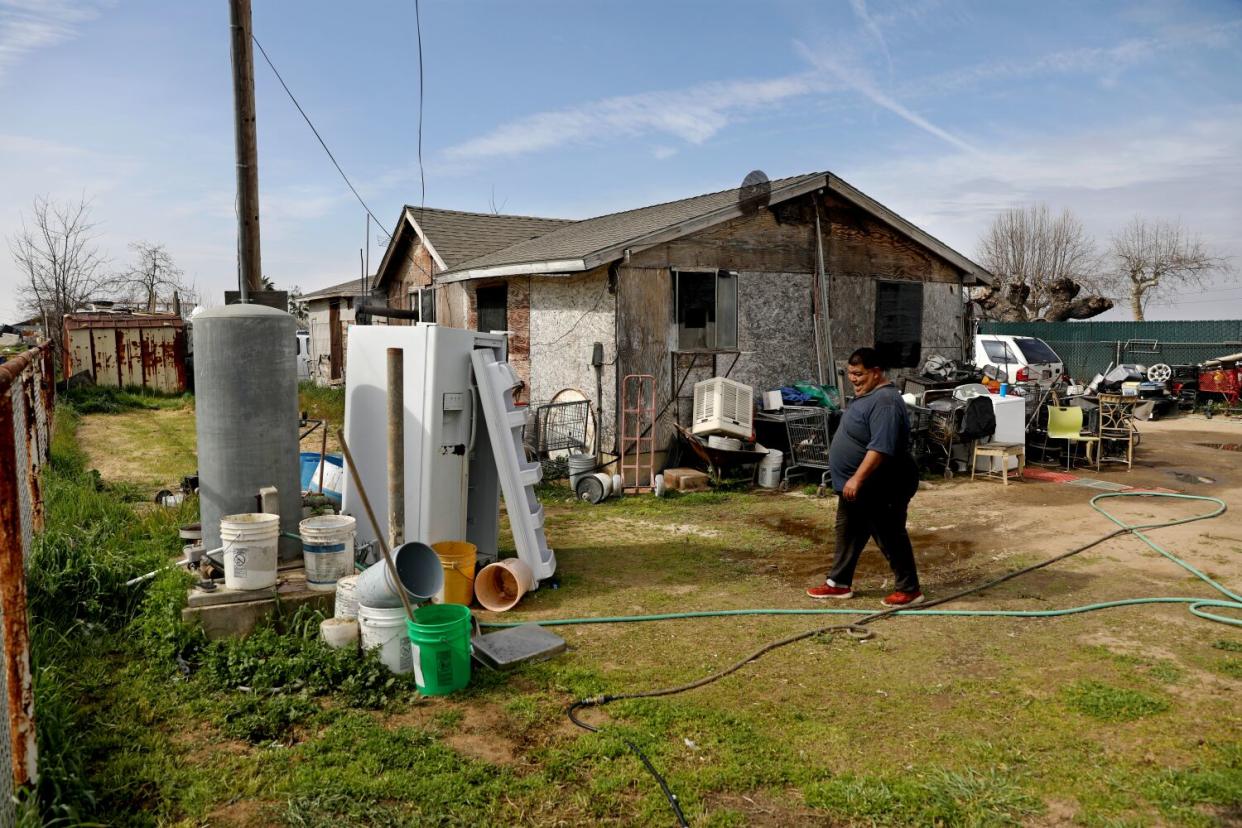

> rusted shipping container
[63,312,188,393]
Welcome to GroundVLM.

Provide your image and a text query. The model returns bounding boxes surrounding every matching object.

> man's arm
[842,449,886,501]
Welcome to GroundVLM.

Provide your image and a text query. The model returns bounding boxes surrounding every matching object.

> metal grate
[533,400,591,456]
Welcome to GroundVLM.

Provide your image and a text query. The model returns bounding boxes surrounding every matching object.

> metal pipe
[356,304,421,321]
[387,347,404,549]
[338,428,414,621]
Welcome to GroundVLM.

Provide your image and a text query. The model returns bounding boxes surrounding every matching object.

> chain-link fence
[0,342,53,823]
[978,321,1242,383]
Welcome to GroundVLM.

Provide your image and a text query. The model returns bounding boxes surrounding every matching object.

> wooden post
[387,348,404,549]
[229,0,262,300]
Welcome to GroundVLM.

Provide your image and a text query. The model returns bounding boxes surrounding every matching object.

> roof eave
[437,259,588,283]
[580,174,831,270]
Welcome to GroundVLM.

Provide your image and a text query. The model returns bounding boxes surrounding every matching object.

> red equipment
[1198,352,1242,407]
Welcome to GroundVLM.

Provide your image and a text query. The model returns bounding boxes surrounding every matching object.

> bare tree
[972,203,1111,321]
[1108,217,1232,321]
[8,195,109,364]
[114,241,186,312]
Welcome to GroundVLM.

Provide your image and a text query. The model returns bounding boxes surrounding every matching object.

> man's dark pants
[828,489,920,593]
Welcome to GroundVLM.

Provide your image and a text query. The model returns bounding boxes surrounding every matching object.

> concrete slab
[181,567,334,639]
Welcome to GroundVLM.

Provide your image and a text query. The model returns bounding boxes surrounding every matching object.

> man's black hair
[847,347,888,370]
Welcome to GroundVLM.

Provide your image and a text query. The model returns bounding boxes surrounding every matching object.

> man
[807,347,923,607]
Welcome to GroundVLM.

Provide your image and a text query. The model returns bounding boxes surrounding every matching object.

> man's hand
[843,475,862,501]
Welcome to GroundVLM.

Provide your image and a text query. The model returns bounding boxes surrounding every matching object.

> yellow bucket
[431,541,477,605]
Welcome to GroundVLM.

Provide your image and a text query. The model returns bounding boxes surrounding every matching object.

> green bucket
[407,603,472,696]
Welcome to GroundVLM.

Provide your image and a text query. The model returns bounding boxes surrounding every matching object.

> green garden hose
[537,492,1236,827]
[486,492,1239,630]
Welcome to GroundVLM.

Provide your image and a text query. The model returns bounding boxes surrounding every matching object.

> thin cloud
[795,40,979,154]
[0,1,105,83]
[906,18,1242,97]
[444,73,829,161]
[848,0,893,81]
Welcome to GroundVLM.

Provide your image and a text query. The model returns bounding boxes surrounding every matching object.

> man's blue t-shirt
[827,384,911,492]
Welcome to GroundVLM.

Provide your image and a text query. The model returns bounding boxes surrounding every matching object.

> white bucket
[320,617,359,650]
[299,515,356,591]
[335,574,360,619]
[708,435,742,451]
[358,604,413,674]
[758,449,783,489]
[220,513,280,591]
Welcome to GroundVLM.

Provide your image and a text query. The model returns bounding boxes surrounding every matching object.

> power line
[414,0,426,210]
[251,34,392,238]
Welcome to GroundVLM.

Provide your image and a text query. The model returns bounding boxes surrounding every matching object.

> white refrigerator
[341,325,505,564]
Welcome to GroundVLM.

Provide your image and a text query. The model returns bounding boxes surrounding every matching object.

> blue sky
[2,0,1240,322]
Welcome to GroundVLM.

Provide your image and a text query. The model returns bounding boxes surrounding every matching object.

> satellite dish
[738,169,771,214]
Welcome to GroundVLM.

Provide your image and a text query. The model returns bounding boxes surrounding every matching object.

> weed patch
[62,383,192,414]
[1063,680,1170,721]
[804,768,1042,826]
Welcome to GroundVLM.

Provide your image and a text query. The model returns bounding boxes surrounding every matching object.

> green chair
[1047,405,1099,471]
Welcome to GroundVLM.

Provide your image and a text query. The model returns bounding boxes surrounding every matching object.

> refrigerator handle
[467,379,479,455]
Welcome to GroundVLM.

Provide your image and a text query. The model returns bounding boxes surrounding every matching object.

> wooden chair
[1096,393,1136,470]
[971,442,1026,485]
[1046,405,1099,471]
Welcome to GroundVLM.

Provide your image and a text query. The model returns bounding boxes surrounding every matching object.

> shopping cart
[778,405,833,497]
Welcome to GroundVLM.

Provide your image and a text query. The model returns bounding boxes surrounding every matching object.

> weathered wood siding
[528,268,617,448]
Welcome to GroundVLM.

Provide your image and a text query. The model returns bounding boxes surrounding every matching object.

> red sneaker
[881,590,924,607]
[807,581,853,600]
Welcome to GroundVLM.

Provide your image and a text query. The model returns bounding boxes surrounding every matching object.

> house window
[675,270,738,351]
[874,281,924,369]
[407,287,437,324]
[476,285,507,333]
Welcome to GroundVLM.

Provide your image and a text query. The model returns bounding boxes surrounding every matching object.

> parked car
[974,334,1065,387]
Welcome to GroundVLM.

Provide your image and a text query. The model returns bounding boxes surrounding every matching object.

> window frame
[405,286,437,324]
[673,268,739,352]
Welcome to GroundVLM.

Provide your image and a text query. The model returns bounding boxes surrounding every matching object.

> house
[301,277,371,384]
[369,171,992,453]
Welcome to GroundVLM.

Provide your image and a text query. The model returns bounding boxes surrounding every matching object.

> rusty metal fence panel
[0,342,53,822]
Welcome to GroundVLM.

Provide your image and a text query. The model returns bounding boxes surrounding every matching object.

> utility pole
[229,0,262,301]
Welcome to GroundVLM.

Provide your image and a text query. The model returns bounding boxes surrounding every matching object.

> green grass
[24,402,1242,826]
[804,768,1043,826]
[298,381,344,427]
[1062,680,1171,722]
[61,383,193,414]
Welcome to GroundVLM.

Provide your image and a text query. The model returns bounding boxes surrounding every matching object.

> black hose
[567,524,1134,825]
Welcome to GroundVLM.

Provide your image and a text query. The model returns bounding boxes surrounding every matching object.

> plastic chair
[1046,405,1099,471]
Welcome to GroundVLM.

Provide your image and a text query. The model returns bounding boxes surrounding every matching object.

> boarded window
[476,285,507,333]
[874,281,923,369]
[675,270,738,351]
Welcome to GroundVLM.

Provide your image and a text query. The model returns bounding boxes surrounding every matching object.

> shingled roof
[434,172,991,285]
[301,277,373,302]
[403,207,572,270]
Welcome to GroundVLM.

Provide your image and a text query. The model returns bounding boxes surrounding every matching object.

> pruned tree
[1108,217,1232,321]
[972,204,1111,321]
[114,241,186,312]
[8,195,110,365]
